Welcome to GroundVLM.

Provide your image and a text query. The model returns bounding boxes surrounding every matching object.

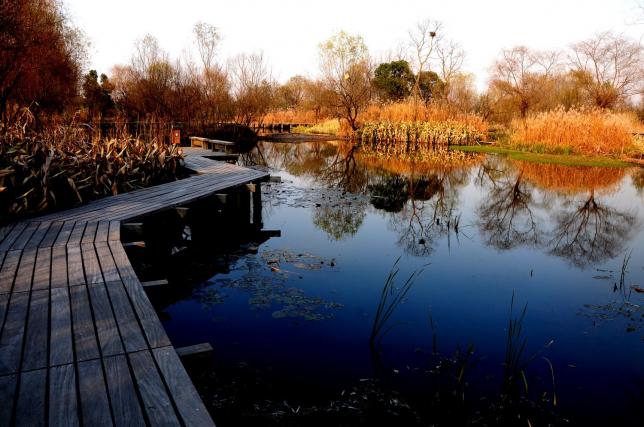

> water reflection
[249,140,640,268]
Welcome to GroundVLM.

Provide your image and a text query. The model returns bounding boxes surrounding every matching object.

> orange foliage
[510,109,640,156]
[515,161,627,194]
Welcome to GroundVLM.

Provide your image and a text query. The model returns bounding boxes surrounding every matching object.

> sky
[64,0,643,90]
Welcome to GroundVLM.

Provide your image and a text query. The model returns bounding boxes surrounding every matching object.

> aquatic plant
[369,258,424,346]
[360,121,485,151]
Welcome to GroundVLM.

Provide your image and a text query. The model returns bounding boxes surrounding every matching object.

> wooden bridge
[0,148,269,426]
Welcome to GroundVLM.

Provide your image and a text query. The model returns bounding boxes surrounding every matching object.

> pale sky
[64,0,643,90]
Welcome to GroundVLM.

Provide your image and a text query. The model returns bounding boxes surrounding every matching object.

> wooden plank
[129,350,181,426]
[0,223,15,245]
[67,222,86,246]
[39,220,63,248]
[77,359,113,427]
[54,221,75,247]
[81,243,103,284]
[0,374,17,424]
[95,242,120,283]
[66,245,84,287]
[108,243,167,348]
[154,346,215,426]
[111,244,170,348]
[0,294,8,332]
[24,222,50,250]
[96,221,111,243]
[0,222,27,251]
[88,283,124,357]
[141,279,168,288]
[48,363,79,427]
[108,220,121,241]
[15,368,47,426]
[22,289,49,371]
[70,285,100,362]
[0,250,21,294]
[31,246,51,290]
[7,222,38,251]
[50,287,74,366]
[104,281,147,353]
[103,354,146,426]
[0,291,29,375]
[50,245,67,289]
[12,248,36,293]
[81,221,98,244]
[175,342,213,358]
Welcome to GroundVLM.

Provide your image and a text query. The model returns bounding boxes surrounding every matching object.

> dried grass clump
[509,109,641,156]
[0,118,184,221]
[359,121,485,159]
[362,101,488,134]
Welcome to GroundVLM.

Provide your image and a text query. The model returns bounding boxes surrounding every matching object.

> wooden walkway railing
[0,148,269,426]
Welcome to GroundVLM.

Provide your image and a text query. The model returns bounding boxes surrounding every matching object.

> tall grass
[509,108,641,156]
[370,257,424,347]
[362,101,488,134]
[0,115,184,221]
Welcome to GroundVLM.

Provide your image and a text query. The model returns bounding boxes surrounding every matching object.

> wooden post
[252,182,262,228]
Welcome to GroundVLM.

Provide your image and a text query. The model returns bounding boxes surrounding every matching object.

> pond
[147,141,644,426]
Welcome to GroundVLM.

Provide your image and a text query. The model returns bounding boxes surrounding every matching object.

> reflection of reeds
[369,257,424,347]
[513,161,626,195]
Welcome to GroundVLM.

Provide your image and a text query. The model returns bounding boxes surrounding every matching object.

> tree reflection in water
[250,140,638,267]
[549,190,636,268]
[477,166,542,250]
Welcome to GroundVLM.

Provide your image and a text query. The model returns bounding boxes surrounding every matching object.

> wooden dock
[0,148,269,426]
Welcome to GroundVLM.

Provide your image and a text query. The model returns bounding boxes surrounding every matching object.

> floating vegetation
[580,252,644,340]
[198,249,343,321]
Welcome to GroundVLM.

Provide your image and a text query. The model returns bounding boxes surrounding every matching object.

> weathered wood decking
[0,148,268,426]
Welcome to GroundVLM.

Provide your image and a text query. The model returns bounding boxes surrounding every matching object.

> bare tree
[435,39,465,87]
[319,31,372,131]
[193,22,221,70]
[490,46,561,117]
[230,52,273,126]
[408,19,442,98]
[570,32,643,108]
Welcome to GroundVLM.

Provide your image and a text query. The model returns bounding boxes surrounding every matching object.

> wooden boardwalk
[0,148,268,426]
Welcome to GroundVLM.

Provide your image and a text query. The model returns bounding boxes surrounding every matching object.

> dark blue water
[156,142,644,425]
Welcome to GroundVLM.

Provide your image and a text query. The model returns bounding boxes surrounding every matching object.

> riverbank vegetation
[0,113,184,223]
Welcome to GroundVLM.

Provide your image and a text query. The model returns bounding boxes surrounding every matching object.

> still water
[152,141,644,425]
